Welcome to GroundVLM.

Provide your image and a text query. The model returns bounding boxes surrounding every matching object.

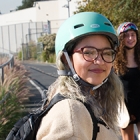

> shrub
[38,33,56,63]
[48,53,56,63]
[28,41,37,60]
[0,60,29,139]
[17,34,56,63]
[18,51,22,60]
[41,50,47,62]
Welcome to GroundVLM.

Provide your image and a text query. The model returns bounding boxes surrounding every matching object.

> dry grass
[0,56,10,65]
[1,61,29,101]
[0,59,30,139]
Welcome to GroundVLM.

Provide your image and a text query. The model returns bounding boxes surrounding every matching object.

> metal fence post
[11,56,14,67]
[0,51,14,83]
[1,67,4,83]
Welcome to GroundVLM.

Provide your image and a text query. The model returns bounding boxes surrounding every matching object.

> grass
[0,59,29,139]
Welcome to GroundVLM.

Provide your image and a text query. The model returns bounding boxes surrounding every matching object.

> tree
[74,0,140,30]
[16,0,36,10]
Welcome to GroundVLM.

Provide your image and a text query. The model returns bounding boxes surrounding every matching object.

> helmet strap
[92,78,108,90]
[57,49,108,90]
[57,49,80,81]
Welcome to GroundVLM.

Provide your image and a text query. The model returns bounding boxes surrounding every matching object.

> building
[0,0,81,53]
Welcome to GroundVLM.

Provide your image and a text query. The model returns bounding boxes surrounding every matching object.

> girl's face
[124,30,137,48]
[71,35,113,86]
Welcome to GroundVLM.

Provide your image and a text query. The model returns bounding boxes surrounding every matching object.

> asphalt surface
[22,61,58,112]
[22,61,138,140]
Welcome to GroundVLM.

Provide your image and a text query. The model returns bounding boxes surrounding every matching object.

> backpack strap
[43,94,108,140]
[84,103,109,140]
[42,94,99,140]
[84,103,99,140]
[41,93,66,117]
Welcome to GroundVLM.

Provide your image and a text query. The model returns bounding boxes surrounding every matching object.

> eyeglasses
[73,46,117,63]
[120,23,138,33]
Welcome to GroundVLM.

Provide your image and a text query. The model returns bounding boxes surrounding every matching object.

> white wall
[0,0,80,26]
[35,1,60,21]
[35,0,79,20]
[0,0,81,53]
[0,8,36,26]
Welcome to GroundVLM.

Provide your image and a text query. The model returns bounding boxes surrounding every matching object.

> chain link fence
[0,21,49,53]
[21,42,43,62]
[0,19,65,54]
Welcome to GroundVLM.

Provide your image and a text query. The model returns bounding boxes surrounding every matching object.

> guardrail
[0,49,14,83]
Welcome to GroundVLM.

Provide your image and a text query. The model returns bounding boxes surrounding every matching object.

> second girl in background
[114,22,140,140]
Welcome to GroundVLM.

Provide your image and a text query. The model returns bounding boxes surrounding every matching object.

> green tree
[16,0,36,10]
[75,0,140,30]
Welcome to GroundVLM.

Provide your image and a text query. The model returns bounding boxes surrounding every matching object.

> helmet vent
[74,24,84,29]
[104,22,111,26]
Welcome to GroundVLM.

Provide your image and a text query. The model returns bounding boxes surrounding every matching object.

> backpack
[6,93,107,140]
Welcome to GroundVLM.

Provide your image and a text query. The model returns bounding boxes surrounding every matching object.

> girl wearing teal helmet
[114,22,140,140]
[36,12,127,140]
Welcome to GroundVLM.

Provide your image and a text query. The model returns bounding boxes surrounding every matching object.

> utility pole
[63,0,71,17]
[67,0,71,17]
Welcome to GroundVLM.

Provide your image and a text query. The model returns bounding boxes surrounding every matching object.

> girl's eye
[103,52,112,56]
[84,51,92,54]
[83,48,96,54]
[83,50,96,55]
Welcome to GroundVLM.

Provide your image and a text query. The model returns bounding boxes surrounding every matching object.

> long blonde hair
[47,51,124,133]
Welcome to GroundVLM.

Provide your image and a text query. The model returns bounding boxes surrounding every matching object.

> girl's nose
[93,54,105,64]
[128,35,132,40]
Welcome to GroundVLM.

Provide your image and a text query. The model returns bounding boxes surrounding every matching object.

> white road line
[50,64,56,68]
[28,78,46,100]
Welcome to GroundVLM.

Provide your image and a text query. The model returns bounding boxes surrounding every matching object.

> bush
[38,33,56,63]
[41,50,47,62]
[17,34,56,63]
[0,60,29,139]
[28,41,37,60]
[18,51,22,60]
[48,53,56,63]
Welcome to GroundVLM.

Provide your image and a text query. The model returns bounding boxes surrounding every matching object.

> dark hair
[114,30,140,75]
[66,34,116,56]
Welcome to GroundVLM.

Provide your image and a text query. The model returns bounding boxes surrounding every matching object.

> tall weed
[0,60,29,139]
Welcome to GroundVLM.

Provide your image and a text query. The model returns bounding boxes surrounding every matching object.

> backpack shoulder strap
[41,93,66,117]
[5,93,67,140]
[42,94,108,140]
[84,103,109,140]
[84,103,99,140]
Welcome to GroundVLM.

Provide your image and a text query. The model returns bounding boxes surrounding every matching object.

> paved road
[22,61,58,112]
[22,61,138,140]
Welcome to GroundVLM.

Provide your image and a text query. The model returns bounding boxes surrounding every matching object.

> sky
[0,0,22,14]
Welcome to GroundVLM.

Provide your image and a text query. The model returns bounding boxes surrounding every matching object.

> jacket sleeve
[36,99,93,140]
[117,101,130,128]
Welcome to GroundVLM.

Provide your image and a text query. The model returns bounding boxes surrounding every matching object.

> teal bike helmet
[56,12,118,90]
[55,12,118,56]
[117,22,138,35]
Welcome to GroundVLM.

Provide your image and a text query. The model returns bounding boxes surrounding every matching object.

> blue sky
[0,0,22,14]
